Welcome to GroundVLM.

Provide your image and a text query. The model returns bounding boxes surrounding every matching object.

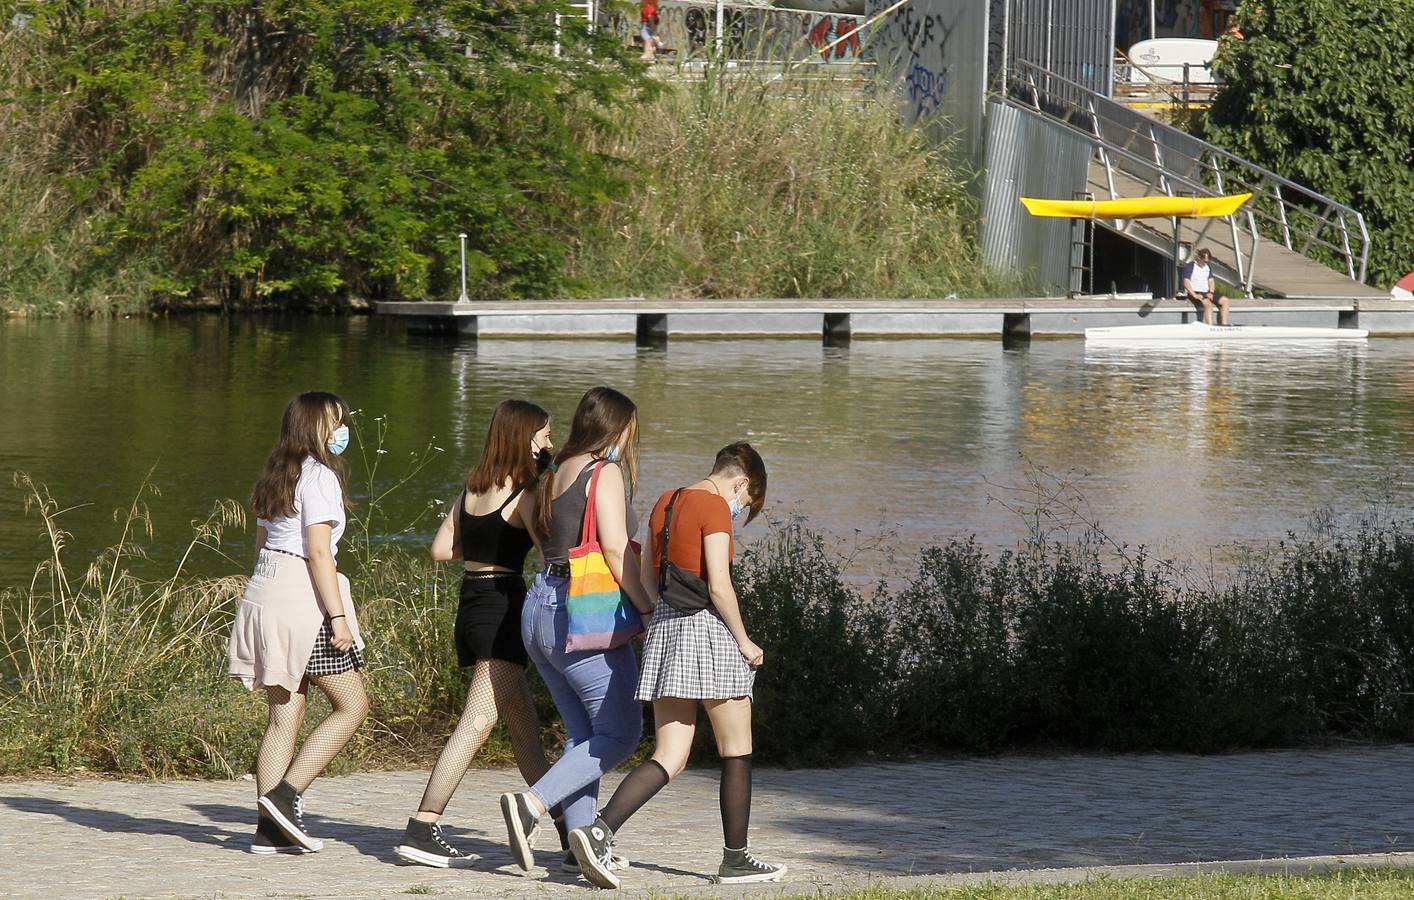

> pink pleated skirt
[228,549,366,692]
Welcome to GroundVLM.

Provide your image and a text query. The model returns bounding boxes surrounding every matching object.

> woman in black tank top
[394,400,567,868]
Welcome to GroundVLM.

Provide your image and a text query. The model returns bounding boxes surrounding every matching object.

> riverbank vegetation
[0,2,990,317]
[1205,0,1414,289]
[5,472,1414,778]
[561,66,997,300]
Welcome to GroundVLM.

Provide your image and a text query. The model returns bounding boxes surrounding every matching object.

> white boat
[1124,38,1219,85]
[1086,322,1369,342]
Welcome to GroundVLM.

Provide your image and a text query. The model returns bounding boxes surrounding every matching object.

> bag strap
[658,488,685,592]
[579,461,605,546]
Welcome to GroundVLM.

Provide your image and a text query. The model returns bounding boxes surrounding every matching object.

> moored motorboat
[1085,322,1368,342]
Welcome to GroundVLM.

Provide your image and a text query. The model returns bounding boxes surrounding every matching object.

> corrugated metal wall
[1005,0,1117,97]
[980,100,1094,295]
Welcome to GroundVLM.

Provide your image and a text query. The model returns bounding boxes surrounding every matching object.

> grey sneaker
[568,818,622,889]
[394,818,479,868]
[715,846,786,884]
[560,847,629,874]
[257,781,323,852]
[250,813,314,855]
[500,792,542,871]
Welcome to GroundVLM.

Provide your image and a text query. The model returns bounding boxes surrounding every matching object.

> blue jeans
[522,573,643,830]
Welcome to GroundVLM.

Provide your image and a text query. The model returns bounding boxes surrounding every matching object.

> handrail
[1000,94,1261,294]
[1010,60,1369,285]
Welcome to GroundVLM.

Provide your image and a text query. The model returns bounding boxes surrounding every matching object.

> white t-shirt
[1183,260,1211,293]
[257,458,346,557]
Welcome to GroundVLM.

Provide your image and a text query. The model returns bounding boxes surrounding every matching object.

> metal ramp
[1009,61,1383,299]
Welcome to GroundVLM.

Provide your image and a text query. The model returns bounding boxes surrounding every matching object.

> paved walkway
[6,746,1414,898]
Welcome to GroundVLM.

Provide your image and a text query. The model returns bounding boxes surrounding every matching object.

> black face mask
[535,447,553,473]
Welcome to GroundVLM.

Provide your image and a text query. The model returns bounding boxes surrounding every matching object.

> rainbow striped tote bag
[564,462,644,652]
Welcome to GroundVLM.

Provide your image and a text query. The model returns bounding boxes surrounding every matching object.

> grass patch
[565,63,1013,300]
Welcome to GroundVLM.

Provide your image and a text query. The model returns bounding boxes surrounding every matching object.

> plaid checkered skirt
[635,598,755,701]
[305,620,365,677]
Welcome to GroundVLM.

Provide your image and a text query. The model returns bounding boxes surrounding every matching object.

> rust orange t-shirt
[648,487,733,581]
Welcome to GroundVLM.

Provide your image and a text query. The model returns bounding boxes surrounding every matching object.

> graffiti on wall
[867,0,989,161]
[629,2,863,62]
[870,0,958,121]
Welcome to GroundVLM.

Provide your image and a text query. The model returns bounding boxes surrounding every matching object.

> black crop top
[459,488,535,571]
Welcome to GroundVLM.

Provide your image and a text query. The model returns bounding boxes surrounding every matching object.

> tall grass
[561,62,1011,300]
[8,472,1414,778]
[0,474,541,777]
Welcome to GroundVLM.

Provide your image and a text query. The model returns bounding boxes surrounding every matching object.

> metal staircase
[1007,60,1382,299]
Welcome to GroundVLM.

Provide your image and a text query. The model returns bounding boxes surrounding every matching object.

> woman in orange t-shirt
[567,442,786,887]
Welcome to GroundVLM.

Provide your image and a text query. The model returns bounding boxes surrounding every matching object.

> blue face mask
[604,445,621,462]
[728,485,747,521]
[327,425,350,456]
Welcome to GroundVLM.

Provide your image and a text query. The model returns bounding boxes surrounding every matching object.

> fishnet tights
[417,660,553,816]
[256,671,370,796]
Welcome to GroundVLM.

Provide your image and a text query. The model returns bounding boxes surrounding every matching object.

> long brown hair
[464,399,549,496]
[532,386,638,539]
[250,391,351,520]
[711,441,767,525]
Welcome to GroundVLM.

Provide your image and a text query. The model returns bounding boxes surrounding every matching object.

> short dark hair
[711,442,767,524]
[1196,247,1211,260]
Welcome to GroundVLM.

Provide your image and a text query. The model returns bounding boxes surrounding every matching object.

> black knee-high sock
[599,759,671,832]
[719,754,752,849]
[551,804,569,850]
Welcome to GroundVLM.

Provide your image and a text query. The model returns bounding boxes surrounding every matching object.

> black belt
[544,562,571,578]
[265,547,307,561]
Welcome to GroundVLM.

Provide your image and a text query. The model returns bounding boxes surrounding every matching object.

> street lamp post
[457,232,470,303]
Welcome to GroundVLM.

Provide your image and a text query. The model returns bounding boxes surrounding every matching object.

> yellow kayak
[1020,192,1252,219]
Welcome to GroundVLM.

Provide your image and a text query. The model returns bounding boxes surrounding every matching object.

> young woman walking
[228,391,370,854]
[499,386,654,874]
[394,400,565,868]
[569,442,786,888]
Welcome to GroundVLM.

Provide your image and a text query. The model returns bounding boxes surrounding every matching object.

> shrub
[0,0,647,311]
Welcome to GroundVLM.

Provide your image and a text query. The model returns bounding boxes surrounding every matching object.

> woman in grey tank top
[498,386,654,874]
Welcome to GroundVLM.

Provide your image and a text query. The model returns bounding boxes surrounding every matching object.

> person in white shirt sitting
[1181,248,1229,325]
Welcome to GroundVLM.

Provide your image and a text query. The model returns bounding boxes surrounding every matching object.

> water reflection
[1,318,1411,588]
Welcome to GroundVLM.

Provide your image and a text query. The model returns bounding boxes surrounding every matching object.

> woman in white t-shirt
[228,391,369,855]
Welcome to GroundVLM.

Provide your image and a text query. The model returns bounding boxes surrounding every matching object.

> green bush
[10,474,1414,778]
[1205,1,1414,289]
[0,0,647,312]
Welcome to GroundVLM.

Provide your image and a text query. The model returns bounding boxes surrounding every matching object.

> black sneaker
[499,792,541,871]
[257,780,321,852]
[559,847,629,874]
[715,846,786,884]
[569,817,622,889]
[394,818,479,868]
[250,813,316,855]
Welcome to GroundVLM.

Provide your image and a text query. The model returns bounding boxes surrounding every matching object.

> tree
[4,0,649,307]
[1204,0,1414,289]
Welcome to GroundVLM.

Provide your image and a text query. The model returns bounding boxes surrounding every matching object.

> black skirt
[455,572,529,667]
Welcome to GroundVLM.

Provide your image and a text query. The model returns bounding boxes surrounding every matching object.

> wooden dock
[377,297,1414,342]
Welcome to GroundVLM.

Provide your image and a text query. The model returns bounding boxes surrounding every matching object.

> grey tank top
[541,463,599,566]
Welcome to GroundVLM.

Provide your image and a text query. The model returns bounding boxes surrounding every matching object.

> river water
[2,316,1413,589]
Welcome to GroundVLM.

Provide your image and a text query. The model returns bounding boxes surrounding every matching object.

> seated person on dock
[1181,248,1229,325]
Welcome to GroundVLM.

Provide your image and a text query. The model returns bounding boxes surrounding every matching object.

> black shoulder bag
[658,489,713,614]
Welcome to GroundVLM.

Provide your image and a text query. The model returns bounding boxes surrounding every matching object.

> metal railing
[1011,59,1370,287]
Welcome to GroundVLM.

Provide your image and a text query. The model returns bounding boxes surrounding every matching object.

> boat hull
[1086,322,1369,342]
[1020,193,1252,219]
